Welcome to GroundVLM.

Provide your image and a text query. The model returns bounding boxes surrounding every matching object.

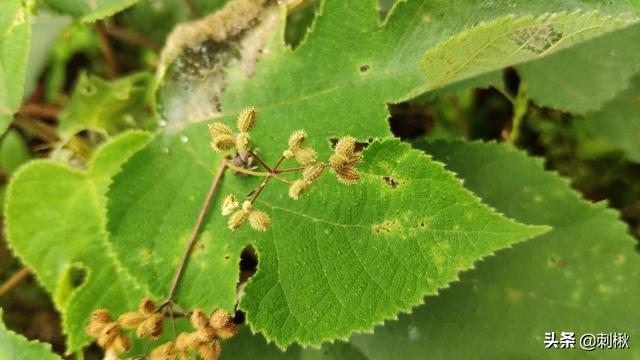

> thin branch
[248,151,273,173]
[184,0,199,18]
[275,166,306,174]
[95,21,120,77]
[18,103,61,119]
[104,26,161,51]
[225,163,270,177]
[165,159,227,303]
[0,267,31,298]
[12,117,59,143]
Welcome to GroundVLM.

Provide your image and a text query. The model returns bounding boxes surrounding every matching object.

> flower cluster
[221,195,272,231]
[329,136,363,184]
[289,136,363,199]
[210,108,364,232]
[150,309,237,360]
[117,298,164,339]
[209,107,256,153]
[282,129,317,165]
[86,298,166,356]
[86,309,131,355]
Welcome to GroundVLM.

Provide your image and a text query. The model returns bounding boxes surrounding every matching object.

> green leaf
[0,0,33,136]
[347,140,640,359]
[0,129,30,175]
[0,309,62,360]
[518,22,640,114]
[46,0,139,22]
[577,75,640,162]
[420,12,635,91]
[58,72,155,139]
[110,0,637,348]
[108,133,547,347]
[220,327,365,360]
[23,10,71,100]
[4,131,151,353]
[121,0,229,44]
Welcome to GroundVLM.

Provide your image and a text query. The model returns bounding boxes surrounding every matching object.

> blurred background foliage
[0,0,638,358]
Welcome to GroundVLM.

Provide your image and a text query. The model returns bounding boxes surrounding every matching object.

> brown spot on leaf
[383,176,399,188]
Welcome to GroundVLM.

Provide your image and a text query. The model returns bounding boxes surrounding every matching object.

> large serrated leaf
[419,11,635,90]
[4,131,151,353]
[348,140,640,359]
[108,131,547,348]
[0,309,61,360]
[220,140,640,358]
[518,22,640,114]
[577,75,640,162]
[107,0,640,349]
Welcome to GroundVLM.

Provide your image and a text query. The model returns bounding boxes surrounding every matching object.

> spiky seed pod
[150,341,177,360]
[176,332,200,351]
[283,149,295,158]
[288,130,307,150]
[289,179,311,200]
[221,194,240,216]
[208,123,233,138]
[334,166,359,185]
[209,310,232,330]
[86,310,110,337]
[97,323,119,349]
[237,107,256,132]
[190,309,216,342]
[293,147,317,165]
[235,132,251,153]
[249,210,271,232]
[113,334,131,353]
[334,136,356,156]
[118,312,145,329]
[91,309,113,325]
[216,325,238,340]
[210,310,237,340]
[138,298,156,315]
[303,163,326,182]
[228,210,248,230]
[211,134,236,152]
[190,310,210,330]
[198,341,222,360]
[241,200,253,212]
[136,313,164,339]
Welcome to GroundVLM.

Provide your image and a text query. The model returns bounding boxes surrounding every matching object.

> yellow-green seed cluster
[209,107,257,154]
[221,195,271,231]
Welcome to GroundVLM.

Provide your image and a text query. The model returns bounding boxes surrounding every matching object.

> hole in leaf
[284,0,320,49]
[388,103,433,140]
[56,264,88,306]
[379,0,399,21]
[382,176,399,188]
[239,245,258,284]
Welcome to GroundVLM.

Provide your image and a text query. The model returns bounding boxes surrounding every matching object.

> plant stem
[95,21,120,77]
[248,151,273,172]
[0,267,31,298]
[104,26,161,51]
[276,166,306,174]
[165,159,227,304]
[226,163,270,177]
[509,83,528,145]
[184,0,199,17]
